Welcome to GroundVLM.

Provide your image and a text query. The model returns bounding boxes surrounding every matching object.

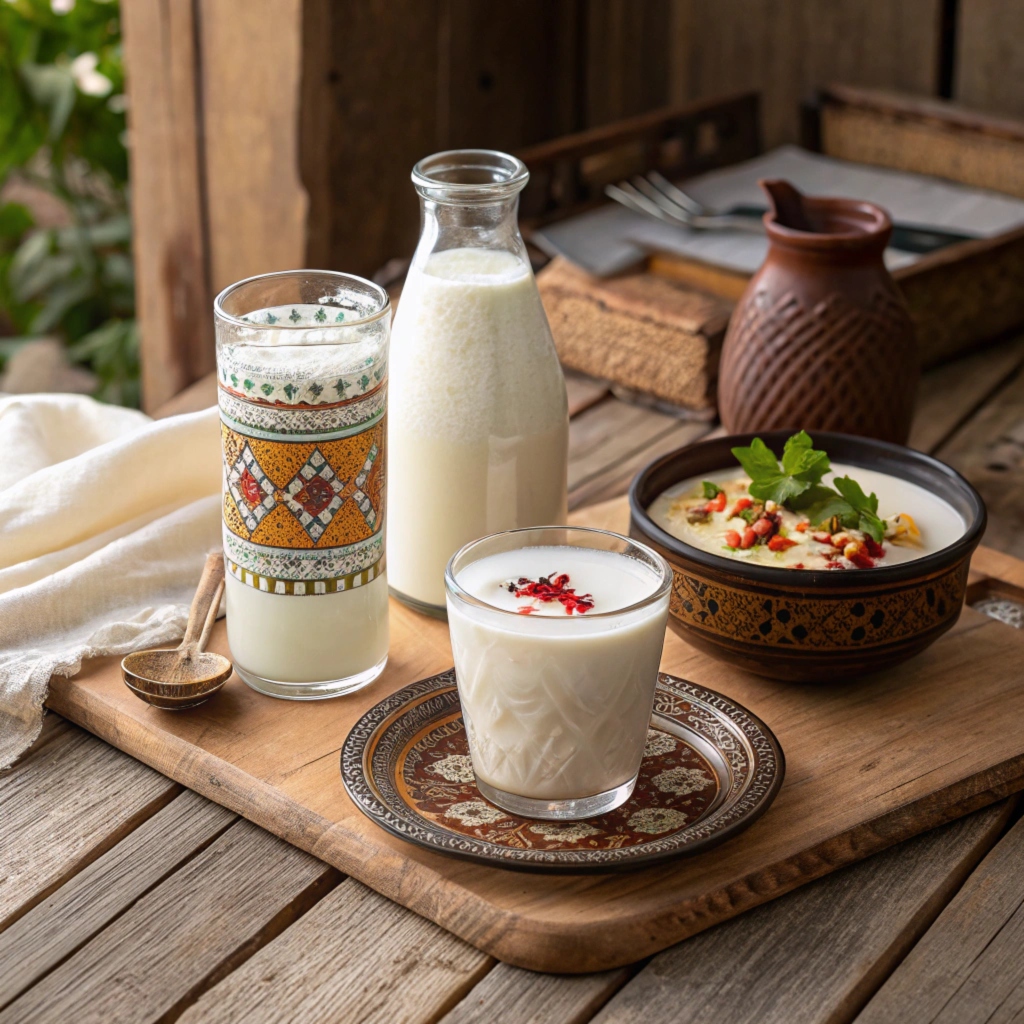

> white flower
[425,754,475,784]
[528,822,600,843]
[628,807,689,835]
[70,53,113,97]
[651,766,713,796]
[444,800,506,826]
[51,0,75,13]
[643,730,678,758]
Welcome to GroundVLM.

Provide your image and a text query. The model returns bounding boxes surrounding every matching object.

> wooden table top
[4,336,1024,1023]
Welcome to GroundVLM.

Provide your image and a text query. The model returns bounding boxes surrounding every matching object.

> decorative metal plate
[341,669,785,873]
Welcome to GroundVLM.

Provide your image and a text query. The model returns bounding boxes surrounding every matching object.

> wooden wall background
[122,0,1024,410]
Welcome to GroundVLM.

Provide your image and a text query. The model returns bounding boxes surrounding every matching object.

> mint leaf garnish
[732,433,886,543]
[731,433,829,505]
[833,476,885,542]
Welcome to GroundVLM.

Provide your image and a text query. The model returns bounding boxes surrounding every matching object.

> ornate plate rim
[341,669,786,874]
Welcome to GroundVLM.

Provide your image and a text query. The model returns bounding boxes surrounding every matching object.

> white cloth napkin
[0,394,222,769]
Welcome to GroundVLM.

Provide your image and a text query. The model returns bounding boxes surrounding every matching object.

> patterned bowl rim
[340,669,786,874]
[629,429,987,590]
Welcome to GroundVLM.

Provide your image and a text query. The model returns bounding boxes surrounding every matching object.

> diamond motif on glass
[282,448,346,541]
[227,445,277,531]
[350,443,381,531]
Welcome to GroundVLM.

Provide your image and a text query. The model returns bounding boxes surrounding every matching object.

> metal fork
[605,170,764,234]
[605,170,977,253]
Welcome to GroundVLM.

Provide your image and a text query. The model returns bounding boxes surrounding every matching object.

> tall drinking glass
[214,271,390,699]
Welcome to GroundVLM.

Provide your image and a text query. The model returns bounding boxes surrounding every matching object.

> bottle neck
[412,194,529,269]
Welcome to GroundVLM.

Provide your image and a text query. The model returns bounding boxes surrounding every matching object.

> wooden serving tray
[46,498,1024,974]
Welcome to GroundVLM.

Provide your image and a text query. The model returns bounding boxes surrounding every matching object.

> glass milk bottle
[388,150,569,615]
[214,271,390,699]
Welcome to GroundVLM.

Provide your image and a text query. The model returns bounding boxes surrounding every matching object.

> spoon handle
[180,552,226,653]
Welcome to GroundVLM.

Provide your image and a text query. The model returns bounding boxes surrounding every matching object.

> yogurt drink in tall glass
[215,271,390,699]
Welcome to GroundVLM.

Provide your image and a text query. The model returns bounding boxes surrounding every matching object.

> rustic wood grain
[440,963,630,1024]
[443,0,580,148]
[0,790,234,1011]
[42,525,1024,973]
[910,333,1024,454]
[0,819,339,1024]
[121,0,213,411]
[669,0,941,147]
[584,0,672,127]
[593,801,1014,1024]
[198,0,307,293]
[177,878,489,1024]
[568,397,689,493]
[937,359,1024,559]
[569,417,711,510]
[955,0,1024,122]
[856,812,1024,1024]
[0,715,177,933]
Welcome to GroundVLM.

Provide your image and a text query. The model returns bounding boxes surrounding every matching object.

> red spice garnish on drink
[507,573,595,615]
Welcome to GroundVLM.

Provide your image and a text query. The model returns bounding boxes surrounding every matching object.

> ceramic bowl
[628,430,986,682]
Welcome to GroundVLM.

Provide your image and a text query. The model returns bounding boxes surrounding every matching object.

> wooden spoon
[121,552,232,710]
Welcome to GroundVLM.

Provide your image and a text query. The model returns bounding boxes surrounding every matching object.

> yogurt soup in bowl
[630,431,986,682]
[445,526,671,820]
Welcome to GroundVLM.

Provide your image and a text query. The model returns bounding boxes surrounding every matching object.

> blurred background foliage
[0,0,137,406]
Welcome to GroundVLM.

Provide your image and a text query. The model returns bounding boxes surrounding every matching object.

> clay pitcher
[718,180,918,444]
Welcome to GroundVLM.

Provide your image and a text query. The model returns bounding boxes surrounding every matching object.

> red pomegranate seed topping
[508,573,595,615]
[864,537,885,559]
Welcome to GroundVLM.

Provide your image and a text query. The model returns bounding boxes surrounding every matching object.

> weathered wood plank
[0,715,178,933]
[565,372,610,419]
[0,789,234,1011]
[669,0,941,147]
[591,801,1013,1024]
[121,0,213,411]
[199,0,307,293]
[955,0,1024,121]
[910,334,1024,455]
[584,0,672,127]
[567,396,685,492]
[0,819,338,1024]
[177,878,490,1024]
[867,814,1024,1019]
[855,812,1024,1024]
[937,358,1024,558]
[440,962,630,1024]
[570,419,711,510]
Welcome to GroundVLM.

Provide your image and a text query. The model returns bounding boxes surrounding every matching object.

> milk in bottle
[388,151,569,613]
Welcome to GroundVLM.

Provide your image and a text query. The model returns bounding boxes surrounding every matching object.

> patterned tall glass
[214,271,390,699]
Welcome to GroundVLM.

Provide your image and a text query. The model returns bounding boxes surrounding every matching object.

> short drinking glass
[215,271,390,699]
[445,526,672,819]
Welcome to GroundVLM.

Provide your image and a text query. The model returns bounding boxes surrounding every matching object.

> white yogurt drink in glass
[445,527,672,819]
[214,271,390,699]
[388,150,569,616]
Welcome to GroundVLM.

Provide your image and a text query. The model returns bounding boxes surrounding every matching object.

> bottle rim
[411,149,529,204]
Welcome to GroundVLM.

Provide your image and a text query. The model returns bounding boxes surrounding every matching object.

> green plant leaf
[781,430,831,484]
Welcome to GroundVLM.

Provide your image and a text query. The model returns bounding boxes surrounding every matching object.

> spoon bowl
[122,552,232,709]
[122,648,233,710]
